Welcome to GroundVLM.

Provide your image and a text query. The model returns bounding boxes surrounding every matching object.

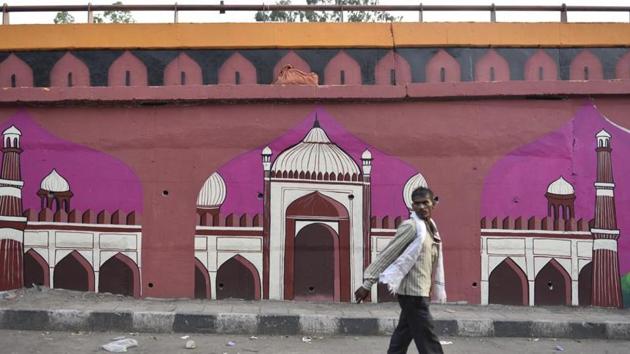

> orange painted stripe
[1,23,630,51]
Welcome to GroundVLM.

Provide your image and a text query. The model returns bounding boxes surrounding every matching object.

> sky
[5,0,630,24]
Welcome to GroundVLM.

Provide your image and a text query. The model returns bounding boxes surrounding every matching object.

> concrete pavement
[1,288,629,339]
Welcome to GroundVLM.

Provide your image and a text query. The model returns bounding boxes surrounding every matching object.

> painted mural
[481,103,629,308]
[193,108,429,302]
[0,111,143,296]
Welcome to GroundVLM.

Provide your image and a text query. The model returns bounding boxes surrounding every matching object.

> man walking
[354,186,446,354]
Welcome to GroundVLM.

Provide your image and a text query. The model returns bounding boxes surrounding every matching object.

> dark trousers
[387,295,443,354]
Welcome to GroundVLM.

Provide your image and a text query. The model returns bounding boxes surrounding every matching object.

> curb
[1,308,629,339]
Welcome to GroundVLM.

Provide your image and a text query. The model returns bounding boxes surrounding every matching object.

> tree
[53,11,75,24]
[53,2,135,24]
[93,1,135,24]
[255,0,401,23]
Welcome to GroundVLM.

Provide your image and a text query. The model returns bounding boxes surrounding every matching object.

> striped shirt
[362,218,440,297]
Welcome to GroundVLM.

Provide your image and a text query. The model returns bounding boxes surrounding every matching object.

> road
[0,330,628,354]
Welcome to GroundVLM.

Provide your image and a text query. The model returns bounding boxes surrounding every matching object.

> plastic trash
[249,336,258,340]
[185,340,196,349]
[301,336,312,343]
[227,340,236,347]
[180,335,190,340]
[555,345,565,352]
[102,338,138,353]
[439,341,453,345]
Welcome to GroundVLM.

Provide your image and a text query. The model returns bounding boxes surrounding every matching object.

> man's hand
[354,287,370,303]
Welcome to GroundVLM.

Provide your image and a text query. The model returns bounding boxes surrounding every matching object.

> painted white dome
[197,172,226,208]
[40,169,70,192]
[3,125,21,136]
[403,172,429,209]
[262,146,272,156]
[272,120,360,177]
[361,149,372,160]
[547,176,574,195]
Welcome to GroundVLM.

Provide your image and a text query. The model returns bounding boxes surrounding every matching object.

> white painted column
[480,237,489,305]
[571,240,579,306]
[525,238,535,306]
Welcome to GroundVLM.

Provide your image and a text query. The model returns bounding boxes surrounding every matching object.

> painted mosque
[0,124,142,297]
[193,118,427,302]
[481,129,623,308]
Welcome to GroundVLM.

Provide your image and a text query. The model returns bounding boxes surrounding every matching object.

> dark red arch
[535,258,571,306]
[99,253,140,297]
[216,254,260,300]
[285,191,350,301]
[24,248,50,287]
[488,257,528,306]
[54,250,94,292]
[194,258,211,299]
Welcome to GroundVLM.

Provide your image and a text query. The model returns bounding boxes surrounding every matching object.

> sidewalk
[1,288,629,339]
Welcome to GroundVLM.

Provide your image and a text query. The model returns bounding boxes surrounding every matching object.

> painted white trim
[481,229,591,236]
[593,239,617,251]
[0,216,27,222]
[594,182,615,189]
[27,222,141,229]
[596,189,614,197]
[295,220,338,235]
[0,179,24,187]
[196,226,263,231]
[370,228,397,233]
[0,186,21,198]
[590,228,619,235]
[270,177,365,186]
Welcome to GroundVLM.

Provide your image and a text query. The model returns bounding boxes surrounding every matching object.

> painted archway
[194,258,211,299]
[23,249,49,287]
[488,258,528,305]
[284,191,351,302]
[216,254,261,300]
[53,251,94,292]
[535,259,571,306]
[99,253,140,297]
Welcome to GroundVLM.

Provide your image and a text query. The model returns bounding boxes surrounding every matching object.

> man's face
[411,194,434,220]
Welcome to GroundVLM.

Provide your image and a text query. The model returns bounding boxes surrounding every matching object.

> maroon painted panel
[524,49,558,81]
[374,51,411,85]
[426,50,461,83]
[475,49,510,82]
[108,51,148,87]
[578,262,593,306]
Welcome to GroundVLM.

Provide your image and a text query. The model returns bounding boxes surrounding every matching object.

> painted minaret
[361,149,372,269]
[261,145,272,299]
[591,129,622,307]
[0,125,27,291]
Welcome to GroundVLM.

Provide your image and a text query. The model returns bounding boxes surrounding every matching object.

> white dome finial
[197,172,227,208]
[40,169,71,192]
[403,173,429,209]
[546,176,575,195]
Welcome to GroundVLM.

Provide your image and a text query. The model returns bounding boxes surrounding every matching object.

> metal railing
[2,3,630,25]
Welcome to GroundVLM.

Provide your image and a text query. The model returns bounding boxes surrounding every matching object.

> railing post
[490,3,496,22]
[560,3,567,23]
[2,3,9,25]
[418,2,423,23]
[174,2,178,23]
[220,0,225,14]
[340,4,344,23]
[87,2,94,23]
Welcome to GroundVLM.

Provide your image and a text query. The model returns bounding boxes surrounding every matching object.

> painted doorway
[54,251,94,291]
[578,262,593,306]
[293,223,339,301]
[99,253,139,297]
[216,255,260,300]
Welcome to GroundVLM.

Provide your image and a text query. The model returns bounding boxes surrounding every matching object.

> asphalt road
[0,330,628,354]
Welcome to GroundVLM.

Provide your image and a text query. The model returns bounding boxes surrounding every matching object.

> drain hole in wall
[219,283,224,290]
[308,286,315,293]
[472,282,478,287]
[162,190,169,196]
[547,281,554,290]
[148,282,154,288]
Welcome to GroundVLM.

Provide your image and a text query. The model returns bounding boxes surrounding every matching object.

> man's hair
[411,186,435,201]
